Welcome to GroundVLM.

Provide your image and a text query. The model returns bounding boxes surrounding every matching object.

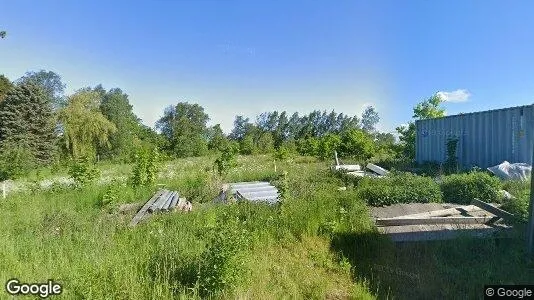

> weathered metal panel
[230,186,277,193]
[162,191,176,210]
[227,182,280,204]
[150,190,172,212]
[169,192,179,209]
[416,104,534,169]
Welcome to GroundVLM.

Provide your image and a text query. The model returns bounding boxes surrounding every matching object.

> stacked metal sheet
[227,181,280,204]
[130,189,190,226]
[148,190,180,212]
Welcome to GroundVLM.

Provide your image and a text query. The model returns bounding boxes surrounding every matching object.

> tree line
[0,69,444,180]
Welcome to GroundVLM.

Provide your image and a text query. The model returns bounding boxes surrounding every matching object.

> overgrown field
[1,155,533,299]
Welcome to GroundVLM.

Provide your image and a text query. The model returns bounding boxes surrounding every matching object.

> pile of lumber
[129,189,191,226]
[372,199,515,242]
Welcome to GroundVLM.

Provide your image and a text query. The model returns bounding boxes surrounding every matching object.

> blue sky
[1,0,534,133]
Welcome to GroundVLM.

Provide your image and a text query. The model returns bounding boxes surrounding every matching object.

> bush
[214,144,238,175]
[130,147,159,187]
[339,129,375,160]
[68,156,100,187]
[297,137,319,156]
[317,134,341,160]
[440,171,501,204]
[0,144,36,180]
[357,172,442,206]
[274,144,296,161]
[98,179,123,210]
[497,180,530,222]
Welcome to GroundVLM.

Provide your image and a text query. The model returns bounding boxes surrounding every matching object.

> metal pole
[527,142,534,256]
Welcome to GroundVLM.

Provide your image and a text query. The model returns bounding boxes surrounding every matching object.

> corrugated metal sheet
[416,104,534,169]
[219,181,280,204]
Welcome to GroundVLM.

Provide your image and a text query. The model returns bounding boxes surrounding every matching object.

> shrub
[339,129,375,160]
[130,147,159,187]
[317,134,341,160]
[274,144,296,161]
[357,172,442,206]
[440,171,501,204]
[68,156,100,187]
[297,137,319,156]
[501,193,530,223]
[0,143,36,180]
[98,180,122,210]
[197,211,251,297]
[214,144,239,176]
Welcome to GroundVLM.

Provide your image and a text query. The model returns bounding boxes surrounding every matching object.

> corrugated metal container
[416,104,534,169]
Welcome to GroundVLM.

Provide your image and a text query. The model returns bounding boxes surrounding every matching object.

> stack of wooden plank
[372,199,515,242]
[129,189,190,226]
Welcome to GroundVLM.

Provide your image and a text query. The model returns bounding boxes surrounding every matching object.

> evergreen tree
[0,82,57,164]
[0,75,13,102]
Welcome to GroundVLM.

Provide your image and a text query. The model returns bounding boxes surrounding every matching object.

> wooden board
[379,224,513,242]
[472,199,516,222]
[129,190,165,227]
[376,216,495,226]
[395,205,482,219]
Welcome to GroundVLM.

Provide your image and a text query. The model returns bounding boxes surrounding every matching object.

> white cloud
[436,89,470,103]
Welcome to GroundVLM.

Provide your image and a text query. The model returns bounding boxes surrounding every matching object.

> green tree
[214,143,239,175]
[361,106,380,133]
[0,82,57,165]
[0,75,13,102]
[297,137,319,156]
[240,135,256,155]
[59,89,117,159]
[207,124,229,151]
[98,87,142,160]
[339,129,375,160]
[396,123,416,159]
[156,102,209,157]
[317,133,341,160]
[230,115,253,140]
[17,70,66,110]
[397,94,446,159]
[256,132,275,153]
[413,94,445,119]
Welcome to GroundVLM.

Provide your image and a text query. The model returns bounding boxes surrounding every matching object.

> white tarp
[487,161,532,181]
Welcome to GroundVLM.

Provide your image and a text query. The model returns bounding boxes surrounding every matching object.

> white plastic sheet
[487,161,532,181]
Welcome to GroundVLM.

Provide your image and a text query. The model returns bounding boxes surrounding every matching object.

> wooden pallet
[372,199,516,242]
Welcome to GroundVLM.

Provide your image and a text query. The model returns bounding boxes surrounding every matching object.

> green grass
[0,155,374,299]
[1,154,532,299]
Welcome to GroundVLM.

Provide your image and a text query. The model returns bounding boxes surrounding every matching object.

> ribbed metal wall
[416,104,534,169]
